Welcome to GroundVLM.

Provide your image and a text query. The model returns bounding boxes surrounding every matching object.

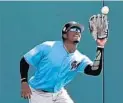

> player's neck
[63,41,78,53]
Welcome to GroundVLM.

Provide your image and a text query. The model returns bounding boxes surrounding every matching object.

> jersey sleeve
[77,56,93,73]
[24,41,51,68]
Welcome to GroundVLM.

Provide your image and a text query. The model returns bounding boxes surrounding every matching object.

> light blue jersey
[24,41,93,93]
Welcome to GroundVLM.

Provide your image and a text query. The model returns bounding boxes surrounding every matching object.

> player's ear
[63,33,67,39]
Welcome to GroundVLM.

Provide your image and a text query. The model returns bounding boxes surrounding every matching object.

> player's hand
[96,38,107,47]
[21,82,32,99]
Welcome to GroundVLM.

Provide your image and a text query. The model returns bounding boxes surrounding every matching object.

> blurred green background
[0,1,123,103]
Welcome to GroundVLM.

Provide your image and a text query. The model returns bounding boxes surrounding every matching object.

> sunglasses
[69,28,81,33]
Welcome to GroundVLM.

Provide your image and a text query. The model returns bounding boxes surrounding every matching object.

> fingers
[21,90,32,99]
[89,15,97,32]
[89,15,96,21]
[21,92,31,99]
[89,14,109,39]
[90,14,107,26]
[101,15,109,37]
[89,15,97,27]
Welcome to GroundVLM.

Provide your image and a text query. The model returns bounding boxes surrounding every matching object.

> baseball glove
[89,14,109,40]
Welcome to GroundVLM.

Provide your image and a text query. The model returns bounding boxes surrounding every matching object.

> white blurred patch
[29,48,38,56]
[63,27,66,32]
[43,41,55,47]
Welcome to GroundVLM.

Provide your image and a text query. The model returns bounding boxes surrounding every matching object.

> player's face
[66,28,81,43]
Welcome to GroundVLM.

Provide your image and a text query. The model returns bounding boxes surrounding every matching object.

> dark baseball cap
[62,21,84,34]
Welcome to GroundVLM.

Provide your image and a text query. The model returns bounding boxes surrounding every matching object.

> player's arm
[20,43,43,99]
[84,46,104,76]
[20,41,53,99]
[20,57,29,83]
[20,43,44,99]
[20,57,32,99]
[85,13,108,76]
[20,44,43,99]
[20,44,42,83]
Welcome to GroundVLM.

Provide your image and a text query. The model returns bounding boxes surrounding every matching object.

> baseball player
[20,21,107,103]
